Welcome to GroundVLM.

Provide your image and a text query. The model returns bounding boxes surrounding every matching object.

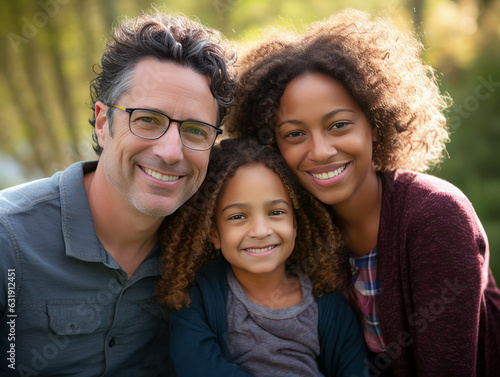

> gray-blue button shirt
[0,161,173,376]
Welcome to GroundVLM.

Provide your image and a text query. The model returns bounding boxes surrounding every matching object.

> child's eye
[269,210,286,216]
[228,214,245,220]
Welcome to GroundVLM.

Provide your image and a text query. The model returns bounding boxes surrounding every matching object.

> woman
[229,9,500,376]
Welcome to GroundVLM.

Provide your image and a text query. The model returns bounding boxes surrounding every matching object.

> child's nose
[248,217,273,238]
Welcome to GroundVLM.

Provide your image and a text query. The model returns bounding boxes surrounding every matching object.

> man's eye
[134,115,162,125]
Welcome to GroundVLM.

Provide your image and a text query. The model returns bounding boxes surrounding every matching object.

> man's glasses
[108,104,222,151]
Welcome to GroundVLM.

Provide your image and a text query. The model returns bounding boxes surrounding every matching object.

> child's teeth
[247,246,274,253]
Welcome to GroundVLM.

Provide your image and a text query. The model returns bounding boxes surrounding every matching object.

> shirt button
[109,338,116,347]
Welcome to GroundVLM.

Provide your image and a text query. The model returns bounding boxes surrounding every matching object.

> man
[0,11,236,376]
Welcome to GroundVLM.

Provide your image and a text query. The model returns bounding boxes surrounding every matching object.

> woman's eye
[284,131,304,139]
[329,122,348,130]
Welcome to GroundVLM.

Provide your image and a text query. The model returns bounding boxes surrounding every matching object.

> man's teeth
[145,168,179,181]
[245,245,275,253]
[312,165,346,180]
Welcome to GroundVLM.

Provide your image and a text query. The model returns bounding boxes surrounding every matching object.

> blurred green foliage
[0,0,498,276]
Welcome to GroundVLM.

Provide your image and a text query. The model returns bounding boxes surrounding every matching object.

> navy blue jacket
[170,259,367,377]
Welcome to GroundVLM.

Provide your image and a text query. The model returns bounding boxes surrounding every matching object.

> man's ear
[209,225,221,250]
[95,101,108,149]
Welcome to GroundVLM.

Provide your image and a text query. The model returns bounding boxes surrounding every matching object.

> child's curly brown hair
[156,138,349,310]
[229,9,451,172]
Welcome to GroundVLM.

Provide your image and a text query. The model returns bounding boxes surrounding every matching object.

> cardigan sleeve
[403,189,487,376]
[317,290,368,377]
[169,262,253,377]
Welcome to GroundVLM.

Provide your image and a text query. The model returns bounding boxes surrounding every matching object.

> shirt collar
[60,161,107,263]
[59,161,162,278]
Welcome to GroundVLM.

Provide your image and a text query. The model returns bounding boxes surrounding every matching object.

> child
[156,138,367,377]
[229,9,500,377]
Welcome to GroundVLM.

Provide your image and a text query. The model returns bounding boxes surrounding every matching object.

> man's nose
[152,123,184,164]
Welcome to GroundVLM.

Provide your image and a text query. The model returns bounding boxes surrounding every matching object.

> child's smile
[210,163,297,279]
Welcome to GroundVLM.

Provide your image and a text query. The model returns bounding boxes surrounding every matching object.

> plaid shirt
[349,247,386,353]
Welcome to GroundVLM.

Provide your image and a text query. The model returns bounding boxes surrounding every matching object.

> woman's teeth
[311,164,346,180]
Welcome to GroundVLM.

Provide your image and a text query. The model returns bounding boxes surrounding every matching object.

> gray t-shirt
[226,268,324,377]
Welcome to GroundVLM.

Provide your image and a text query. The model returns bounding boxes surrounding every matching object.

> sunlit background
[0,0,499,276]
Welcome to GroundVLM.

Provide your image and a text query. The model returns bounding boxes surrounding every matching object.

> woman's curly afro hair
[229,9,451,172]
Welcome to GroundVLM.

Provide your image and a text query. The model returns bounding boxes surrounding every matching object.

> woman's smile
[276,72,378,210]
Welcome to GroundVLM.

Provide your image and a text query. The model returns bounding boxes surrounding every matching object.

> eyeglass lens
[130,109,216,150]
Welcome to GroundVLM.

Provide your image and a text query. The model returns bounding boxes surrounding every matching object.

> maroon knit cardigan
[373,170,500,377]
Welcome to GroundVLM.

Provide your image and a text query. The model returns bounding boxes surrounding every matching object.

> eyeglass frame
[107,104,223,151]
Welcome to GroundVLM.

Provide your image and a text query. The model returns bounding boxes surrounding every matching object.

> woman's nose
[308,133,337,162]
